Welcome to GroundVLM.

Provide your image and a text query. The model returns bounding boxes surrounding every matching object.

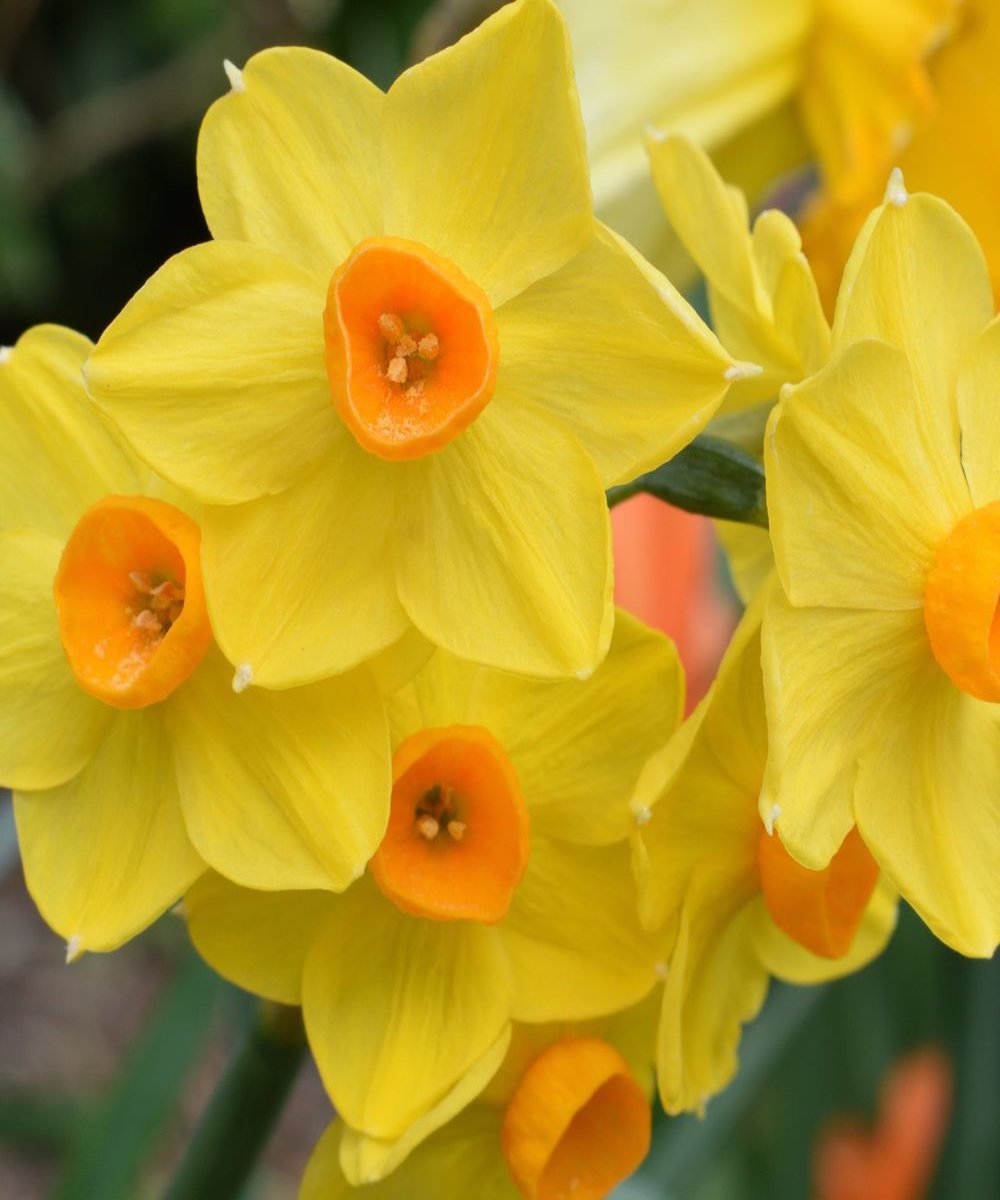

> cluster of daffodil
[1,0,998,1196]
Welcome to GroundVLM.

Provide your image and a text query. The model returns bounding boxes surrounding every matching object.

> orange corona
[501,1037,651,1200]
[323,236,499,460]
[370,725,529,922]
[924,500,1000,702]
[758,825,880,959]
[54,495,211,708]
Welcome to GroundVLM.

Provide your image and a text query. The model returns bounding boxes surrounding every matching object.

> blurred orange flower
[814,1048,953,1200]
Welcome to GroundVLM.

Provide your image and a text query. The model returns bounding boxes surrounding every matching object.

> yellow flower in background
[184,614,679,1181]
[0,326,391,955]
[86,0,735,689]
[803,0,1000,313]
[764,179,1000,957]
[631,594,897,1114]
[299,1000,658,1199]
[558,0,956,263]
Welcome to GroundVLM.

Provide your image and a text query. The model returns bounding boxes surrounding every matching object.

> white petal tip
[633,805,653,827]
[644,123,668,143]
[884,167,908,208]
[223,59,245,92]
[724,361,764,382]
[764,803,781,835]
[232,662,254,693]
[170,900,187,919]
[66,935,84,964]
[0,346,12,364]
[574,666,594,682]
[654,960,669,981]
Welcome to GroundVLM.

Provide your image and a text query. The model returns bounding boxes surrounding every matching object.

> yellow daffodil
[558,0,956,263]
[644,132,831,601]
[763,177,1000,957]
[0,325,391,956]
[85,0,734,689]
[631,595,897,1113]
[184,614,679,1180]
[299,1000,658,1199]
[803,0,1000,314]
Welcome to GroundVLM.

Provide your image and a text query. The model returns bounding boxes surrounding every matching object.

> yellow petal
[185,872,332,1004]
[957,316,1000,508]
[202,445,410,688]
[761,588,928,871]
[0,530,111,789]
[394,402,612,680]
[474,611,683,846]
[15,708,203,952]
[767,340,966,611]
[657,891,768,1115]
[87,241,333,505]
[383,0,590,307]
[198,48,382,272]
[303,880,512,1139]
[833,190,992,506]
[501,837,660,1022]
[714,522,774,605]
[167,648,390,891]
[301,1109,514,1200]
[754,876,898,985]
[338,1028,510,1184]
[855,666,1000,956]
[633,598,766,934]
[0,325,140,539]
[496,222,731,488]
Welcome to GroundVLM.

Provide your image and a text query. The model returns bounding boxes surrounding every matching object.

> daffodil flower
[763,176,1000,958]
[631,593,897,1113]
[557,0,955,263]
[299,1000,658,1199]
[85,0,735,689]
[0,326,391,956]
[184,614,679,1180]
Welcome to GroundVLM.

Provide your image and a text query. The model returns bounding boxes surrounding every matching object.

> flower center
[369,724,529,923]
[757,825,879,959]
[54,495,212,709]
[923,500,1000,702]
[323,236,499,461]
[501,1037,651,1200]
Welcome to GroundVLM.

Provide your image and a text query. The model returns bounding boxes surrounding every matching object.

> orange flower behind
[815,1048,953,1200]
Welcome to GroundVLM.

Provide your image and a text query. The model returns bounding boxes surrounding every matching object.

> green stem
[607,434,769,529]
[163,1003,307,1200]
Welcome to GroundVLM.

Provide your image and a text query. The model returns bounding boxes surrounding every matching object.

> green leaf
[608,435,768,528]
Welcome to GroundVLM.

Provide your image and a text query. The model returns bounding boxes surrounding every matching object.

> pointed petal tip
[764,803,781,835]
[884,167,908,208]
[66,934,85,964]
[223,59,245,93]
[232,662,254,693]
[725,360,764,382]
[0,345,12,364]
[633,804,653,827]
[654,960,669,980]
[644,123,668,144]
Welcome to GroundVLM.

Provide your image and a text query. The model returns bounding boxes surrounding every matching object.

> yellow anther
[416,814,441,840]
[447,819,466,841]
[386,356,408,384]
[378,312,405,341]
[418,333,439,360]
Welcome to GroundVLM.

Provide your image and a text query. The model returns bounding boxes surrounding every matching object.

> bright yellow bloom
[184,614,678,1180]
[558,0,955,262]
[0,326,391,955]
[299,1000,658,1199]
[85,0,734,688]
[631,596,897,1113]
[803,0,1000,313]
[763,179,1000,956]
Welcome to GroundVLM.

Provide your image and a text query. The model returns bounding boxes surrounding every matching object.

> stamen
[396,333,417,357]
[378,312,405,342]
[416,814,441,840]
[129,570,153,592]
[447,819,466,841]
[133,609,163,633]
[386,356,408,384]
[418,333,439,360]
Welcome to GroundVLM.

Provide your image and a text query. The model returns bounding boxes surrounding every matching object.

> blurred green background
[1,1,998,1197]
